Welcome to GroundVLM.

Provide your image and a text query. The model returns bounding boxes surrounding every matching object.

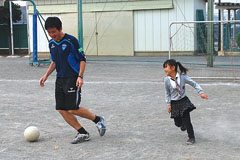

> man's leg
[68,107,95,120]
[69,107,106,136]
[58,110,82,130]
[58,110,90,144]
[56,78,91,144]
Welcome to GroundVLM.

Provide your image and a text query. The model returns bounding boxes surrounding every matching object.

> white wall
[134,0,206,55]
[83,11,134,56]
[28,11,134,56]
[33,0,76,5]
[134,10,168,52]
[195,0,207,20]
[27,0,206,56]
[0,0,4,6]
[28,14,59,54]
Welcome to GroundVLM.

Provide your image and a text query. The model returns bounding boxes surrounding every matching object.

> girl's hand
[168,105,171,113]
[200,93,208,99]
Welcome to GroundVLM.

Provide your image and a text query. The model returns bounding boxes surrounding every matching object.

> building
[0,0,4,6]
[0,0,28,52]
[27,0,207,56]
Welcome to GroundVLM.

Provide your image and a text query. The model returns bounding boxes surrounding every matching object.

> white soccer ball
[24,126,40,142]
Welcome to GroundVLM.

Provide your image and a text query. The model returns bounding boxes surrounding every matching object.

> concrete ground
[0,56,239,160]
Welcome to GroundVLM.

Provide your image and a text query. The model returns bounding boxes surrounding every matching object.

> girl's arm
[164,78,172,107]
[184,75,208,99]
[168,105,171,113]
[200,93,208,99]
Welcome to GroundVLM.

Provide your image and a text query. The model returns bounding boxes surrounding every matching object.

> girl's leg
[182,112,195,138]
[174,117,183,127]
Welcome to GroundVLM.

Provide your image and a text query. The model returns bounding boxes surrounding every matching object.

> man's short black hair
[45,17,62,30]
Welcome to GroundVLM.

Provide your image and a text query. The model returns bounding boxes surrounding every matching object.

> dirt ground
[0,56,239,160]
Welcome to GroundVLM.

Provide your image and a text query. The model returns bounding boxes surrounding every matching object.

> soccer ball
[24,126,40,142]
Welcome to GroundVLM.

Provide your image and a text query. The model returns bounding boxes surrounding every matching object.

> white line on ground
[6,55,21,58]
[192,77,240,80]
[0,79,160,84]
[0,79,240,86]
[0,148,8,153]
[200,83,240,86]
[0,79,40,82]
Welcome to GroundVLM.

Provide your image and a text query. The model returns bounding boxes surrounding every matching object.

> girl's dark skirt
[170,96,196,118]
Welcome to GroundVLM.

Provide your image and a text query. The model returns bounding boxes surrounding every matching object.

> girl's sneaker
[186,138,195,145]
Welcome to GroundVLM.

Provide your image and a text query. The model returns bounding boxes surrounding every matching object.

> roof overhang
[28,0,173,14]
[215,3,240,10]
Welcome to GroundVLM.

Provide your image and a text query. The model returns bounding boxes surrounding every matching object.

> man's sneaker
[71,132,91,144]
[186,138,195,145]
[180,125,186,131]
[96,116,106,136]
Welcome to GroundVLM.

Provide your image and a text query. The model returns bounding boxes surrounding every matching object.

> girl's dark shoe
[180,125,186,131]
[186,138,195,145]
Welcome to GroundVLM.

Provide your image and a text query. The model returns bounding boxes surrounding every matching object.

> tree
[0,0,22,55]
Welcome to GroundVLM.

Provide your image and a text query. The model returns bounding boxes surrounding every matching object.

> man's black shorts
[55,77,81,110]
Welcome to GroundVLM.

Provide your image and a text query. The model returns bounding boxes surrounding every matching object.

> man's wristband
[78,75,84,79]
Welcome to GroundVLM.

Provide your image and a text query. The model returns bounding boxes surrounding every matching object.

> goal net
[169,20,240,81]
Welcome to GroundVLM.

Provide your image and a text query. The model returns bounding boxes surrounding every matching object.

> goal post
[168,20,240,60]
[168,20,240,80]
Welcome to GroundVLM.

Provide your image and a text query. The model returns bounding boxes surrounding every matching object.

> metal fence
[0,24,28,49]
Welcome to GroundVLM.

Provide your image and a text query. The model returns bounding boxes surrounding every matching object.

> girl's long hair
[163,59,188,74]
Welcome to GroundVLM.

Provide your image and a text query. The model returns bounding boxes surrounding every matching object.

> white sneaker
[71,132,91,144]
[96,116,106,136]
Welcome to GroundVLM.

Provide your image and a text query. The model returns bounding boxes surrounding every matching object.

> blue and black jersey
[49,33,86,78]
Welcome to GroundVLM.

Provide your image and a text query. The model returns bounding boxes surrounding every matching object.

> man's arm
[76,61,86,88]
[79,61,86,77]
[39,61,56,87]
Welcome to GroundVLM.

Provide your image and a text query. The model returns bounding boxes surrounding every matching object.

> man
[39,17,106,144]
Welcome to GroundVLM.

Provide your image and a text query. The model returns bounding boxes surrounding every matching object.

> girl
[163,59,208,145]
